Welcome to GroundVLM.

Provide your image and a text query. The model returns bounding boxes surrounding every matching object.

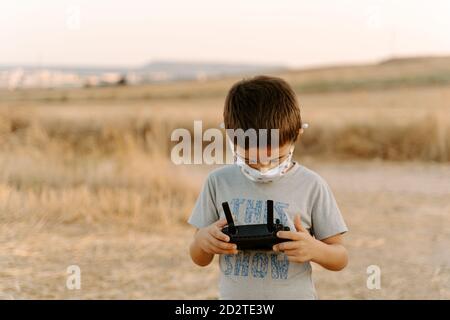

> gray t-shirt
[188,162,348,300]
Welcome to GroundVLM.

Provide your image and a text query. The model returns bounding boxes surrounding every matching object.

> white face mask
[230,140,295,183]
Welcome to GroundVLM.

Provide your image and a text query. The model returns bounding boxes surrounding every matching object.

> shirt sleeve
[310,176,348,240]
[187,173,219,228]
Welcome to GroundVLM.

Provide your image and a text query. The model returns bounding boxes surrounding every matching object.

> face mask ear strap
[289,144,295,154]
[227,137,237,160]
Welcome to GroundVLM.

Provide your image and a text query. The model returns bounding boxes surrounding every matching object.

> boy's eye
[242,155,286,164]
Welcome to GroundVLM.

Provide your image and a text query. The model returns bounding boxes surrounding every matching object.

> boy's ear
[296,128,304,140]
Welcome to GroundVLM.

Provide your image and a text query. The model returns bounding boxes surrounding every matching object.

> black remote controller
[221,200,291,250]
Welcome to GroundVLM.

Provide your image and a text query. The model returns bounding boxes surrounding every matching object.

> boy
[188,75,348,299]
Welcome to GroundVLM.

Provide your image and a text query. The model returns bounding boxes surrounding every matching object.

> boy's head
[224,75,303,171]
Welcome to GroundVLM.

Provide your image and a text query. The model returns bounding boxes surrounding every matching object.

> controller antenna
[267,200,274,232]
[222,202,237,234]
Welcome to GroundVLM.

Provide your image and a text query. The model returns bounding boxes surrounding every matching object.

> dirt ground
[1,159,448,299]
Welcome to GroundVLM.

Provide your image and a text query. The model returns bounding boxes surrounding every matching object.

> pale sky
[2,0,450,68]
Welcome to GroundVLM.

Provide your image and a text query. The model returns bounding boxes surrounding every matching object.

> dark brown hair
[224,75,302,148]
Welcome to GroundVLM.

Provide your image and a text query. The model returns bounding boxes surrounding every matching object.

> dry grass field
[0,57,449,299]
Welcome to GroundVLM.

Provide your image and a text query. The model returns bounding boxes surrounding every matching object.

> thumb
[215,218,229,229]
[294,215,307,233]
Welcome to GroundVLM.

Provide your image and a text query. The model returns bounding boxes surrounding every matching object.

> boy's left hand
[272,215,319,263]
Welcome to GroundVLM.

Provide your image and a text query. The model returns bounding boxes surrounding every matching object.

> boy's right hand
[194,218,239,255]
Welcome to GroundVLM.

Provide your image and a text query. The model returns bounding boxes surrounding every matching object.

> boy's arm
[311,234,348,271]
[273,215,348,271]
[190,229,215,267]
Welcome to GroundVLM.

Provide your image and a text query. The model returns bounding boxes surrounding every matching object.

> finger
[202,243,215,255]
[285,250,310,263]
[276,240,300,251]
[294,215,307,233]
[216,248,239,255]
[210,226,230,242]
[277,230,301,241]
[207,239,238,254]
[283,248,302,256]
[210,238,237,251]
